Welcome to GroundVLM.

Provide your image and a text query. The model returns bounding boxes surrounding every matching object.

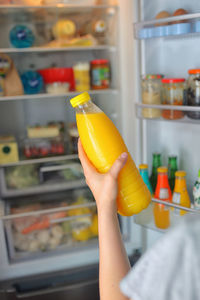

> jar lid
[139,164,148,169]
[157,166,168,173]
[91,59,109,65]
[143,74,163,80]
[188,69,200,74]
[162,78,185,83]
[175,170,186,177]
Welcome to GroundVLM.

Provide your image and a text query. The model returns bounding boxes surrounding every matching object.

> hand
[78,139,128,214]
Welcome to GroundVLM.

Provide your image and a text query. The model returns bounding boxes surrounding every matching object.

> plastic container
[39,68,75,91]
[21,71,43,95]
[73,63,90,92]
[193,21,200,33]
[46,82,69,94]
[172,170,190,216]
[161,78,185,120]
[141,74,163,118]
[186,69,200,119]
[153,166,172,229]
[70,92,151,216]
[91,59,110,89]
[9,25,35,48]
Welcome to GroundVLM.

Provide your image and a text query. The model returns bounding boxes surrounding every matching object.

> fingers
[109,152,128,180]
[78,139,97,176]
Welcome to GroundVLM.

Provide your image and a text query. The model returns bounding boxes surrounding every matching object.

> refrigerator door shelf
[136,103,200,124]
[134,199,200,233]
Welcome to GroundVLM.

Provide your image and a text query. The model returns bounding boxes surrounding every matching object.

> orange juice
[70,92,151,216]
[172,170,190,216]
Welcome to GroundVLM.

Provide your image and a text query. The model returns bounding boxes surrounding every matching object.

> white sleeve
[120,216,200,300]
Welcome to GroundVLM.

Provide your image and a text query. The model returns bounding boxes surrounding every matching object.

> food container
[0,136,19,164]
[21,71,43,95]
[73,62,90,92]
[186,69,200,119]
[39,68,75,92]
[9,25,35,48]
[171,23,191,35]
[161,78,185,120]
[23,136,65,159]
[141,74,163,119]
[91,59,110,89]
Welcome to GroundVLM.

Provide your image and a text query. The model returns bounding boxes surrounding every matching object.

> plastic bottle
[150,153,162,193]
[193,169,200,209]
[168,155,178,191]
[70,92,151,216]
[153,166,172,229]
[172,170,190,216]
[139,164,153,195]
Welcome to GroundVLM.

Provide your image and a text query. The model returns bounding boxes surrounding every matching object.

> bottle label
[92,67,109,86]
[159,188,169,199]
[172,192,181,215]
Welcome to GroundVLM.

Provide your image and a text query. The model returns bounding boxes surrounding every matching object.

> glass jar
[161,78,185,120]
[73,62,90,92]
[141,74,163,119]
[91,59,110,89]
[186,69,200,119]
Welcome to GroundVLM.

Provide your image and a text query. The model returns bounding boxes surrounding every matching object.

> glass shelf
[0,45,117,54]
[134,199,200,233]
[136,103,200,124]
[0,89,119,103]
[134,12,200,40]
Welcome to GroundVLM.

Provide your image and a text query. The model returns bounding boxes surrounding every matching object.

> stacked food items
[9,191,98,254]
[138,7,200,39]
[141,69,200,121]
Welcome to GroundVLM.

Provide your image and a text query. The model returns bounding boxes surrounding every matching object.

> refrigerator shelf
[0,89,119,103]
[134,199,200,234]
[0,4,118,10]
[0,45,117,54]
[136,103,200,124]
[134,12,200,40]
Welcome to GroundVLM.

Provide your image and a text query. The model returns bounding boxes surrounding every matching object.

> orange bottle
[154,166,172,229]
[172,170,190,216]
[70,92,151,216]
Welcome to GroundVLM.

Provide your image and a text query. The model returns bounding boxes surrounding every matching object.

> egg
[172,8,188,24]
[155,11,171,26]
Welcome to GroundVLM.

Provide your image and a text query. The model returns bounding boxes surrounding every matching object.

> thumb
[109,153,128,180]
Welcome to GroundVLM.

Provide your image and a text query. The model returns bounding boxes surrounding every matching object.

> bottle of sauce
[154,166,172,229]
[172,170,190,216]
[70,92,151,216]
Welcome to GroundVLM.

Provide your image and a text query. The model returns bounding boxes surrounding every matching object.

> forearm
[98,209,131,300]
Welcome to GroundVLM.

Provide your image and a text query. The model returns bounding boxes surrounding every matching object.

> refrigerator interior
[133,0,200,248]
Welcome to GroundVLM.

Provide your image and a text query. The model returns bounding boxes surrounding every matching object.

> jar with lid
[73,62,90,92]
[141,74,163,119]
[161,78,185,120]
[91,59,110,89]
[186,69,200,119]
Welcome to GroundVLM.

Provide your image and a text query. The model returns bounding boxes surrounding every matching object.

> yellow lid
[157,166,168,173]
[139,164,148,169]
[70,92,91,108]
[175,170,186,177]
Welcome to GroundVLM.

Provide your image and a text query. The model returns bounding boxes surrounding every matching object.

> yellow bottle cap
[139,164,148,169]
[157,166,168,173]
[70,92,91,108]
[175,170,186,177]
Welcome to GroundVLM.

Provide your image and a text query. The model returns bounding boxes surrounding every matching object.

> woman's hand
[78,139,128,214]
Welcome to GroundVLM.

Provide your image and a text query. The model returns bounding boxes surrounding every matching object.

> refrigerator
[0,0,199,298]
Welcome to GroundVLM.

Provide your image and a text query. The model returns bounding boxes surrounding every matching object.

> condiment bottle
[150,153,162,193]
[139,164,153,195]
[172,170,190,216]
[193,169,200,209]
[168,155,178,191]
[154,166,172,229]
[70,92,151,216]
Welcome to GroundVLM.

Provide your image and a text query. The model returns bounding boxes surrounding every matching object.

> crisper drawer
[3,188,98,263]
[0,156,86,198]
